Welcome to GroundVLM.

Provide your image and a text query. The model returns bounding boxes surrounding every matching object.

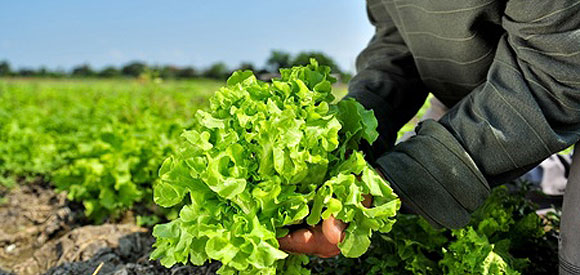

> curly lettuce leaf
[151,60,399,274]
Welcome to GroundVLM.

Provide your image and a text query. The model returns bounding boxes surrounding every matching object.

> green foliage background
[0,78,221,221]
[308,185,560,275]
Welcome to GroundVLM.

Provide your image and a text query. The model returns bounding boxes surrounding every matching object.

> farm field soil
[0,181,221,275]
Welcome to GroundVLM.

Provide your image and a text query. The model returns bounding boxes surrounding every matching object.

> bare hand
[277,195,372,258]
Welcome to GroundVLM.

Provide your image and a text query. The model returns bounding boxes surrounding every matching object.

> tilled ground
[0,183,220,275]
[0,181,82,272]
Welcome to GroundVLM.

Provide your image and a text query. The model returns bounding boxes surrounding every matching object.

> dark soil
[43,230,221,275]
[0,183,221,275]
[0,182,83,272]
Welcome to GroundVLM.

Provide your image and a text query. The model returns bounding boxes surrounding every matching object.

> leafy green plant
[52,123,173,222]
[0,78,221,216]
[309,185,559,275]
[150,60,400,274]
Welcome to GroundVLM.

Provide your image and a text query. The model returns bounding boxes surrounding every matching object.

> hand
[277,195,372,258]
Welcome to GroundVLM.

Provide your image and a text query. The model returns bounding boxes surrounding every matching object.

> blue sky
[0,1,374,72]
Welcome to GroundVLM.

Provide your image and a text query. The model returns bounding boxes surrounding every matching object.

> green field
[0,78,223,218]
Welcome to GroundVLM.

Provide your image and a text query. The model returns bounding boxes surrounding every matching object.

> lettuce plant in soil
[150,60,400,274]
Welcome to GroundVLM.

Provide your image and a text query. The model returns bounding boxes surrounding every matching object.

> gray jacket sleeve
[377,0,580,228]
[346,2,428,161]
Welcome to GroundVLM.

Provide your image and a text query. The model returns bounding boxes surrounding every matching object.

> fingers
[277,194,374,258]
[321,195,371,245]
[321,195,372,245]
[362,194,373,208]
[278,225,341,258]
[278,228,316,254]
[317,246,341,258]
[310,224,341,258]
[322,215,347,245]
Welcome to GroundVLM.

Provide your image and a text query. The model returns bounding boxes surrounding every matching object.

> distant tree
[177,66,197,79]
[292,51,341,74]
[203,62,229,80]
[0,61,12,76]
[266,50,291,72]
[237,62,255,72]
[51,68,67,78]
[256,68,270,75]
[121,61,147,77]
[98,66,121,78]
[157,65,179,79]
[72,64,95,77]
[18,68,36,77]
[37,66,50,77]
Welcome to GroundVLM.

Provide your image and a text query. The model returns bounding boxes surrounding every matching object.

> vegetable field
[0,78,221,218]
[0,70,560,275]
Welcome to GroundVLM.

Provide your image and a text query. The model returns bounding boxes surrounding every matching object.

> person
[277,0,580,273]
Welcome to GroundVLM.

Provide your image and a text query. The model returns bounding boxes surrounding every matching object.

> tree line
[0,50,351,82]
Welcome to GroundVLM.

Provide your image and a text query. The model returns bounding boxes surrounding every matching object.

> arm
[346,0,428,161]
[377,0,580,228]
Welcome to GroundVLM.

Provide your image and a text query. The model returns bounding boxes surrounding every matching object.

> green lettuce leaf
[151,60,399,274]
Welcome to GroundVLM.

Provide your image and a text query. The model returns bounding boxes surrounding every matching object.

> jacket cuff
[375,119,490,228]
